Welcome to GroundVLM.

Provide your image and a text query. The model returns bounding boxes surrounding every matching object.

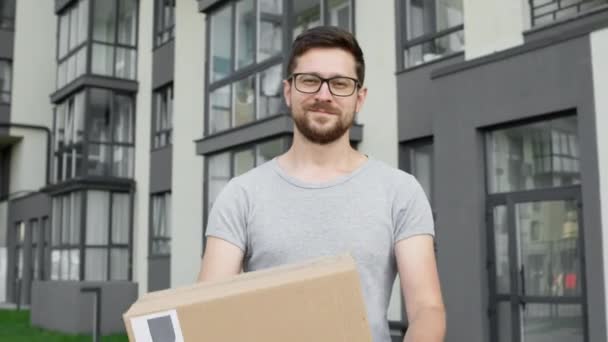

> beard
[291,102,355,145]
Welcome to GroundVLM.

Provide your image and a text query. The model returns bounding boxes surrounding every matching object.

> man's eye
[302,78,320,84]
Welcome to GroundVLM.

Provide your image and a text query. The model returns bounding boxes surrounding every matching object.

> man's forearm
[403,306,446,342]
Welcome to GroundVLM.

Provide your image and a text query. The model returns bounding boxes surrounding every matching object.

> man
[198,26,446,342]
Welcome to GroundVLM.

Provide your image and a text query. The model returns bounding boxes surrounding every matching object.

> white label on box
[130,309,185,342]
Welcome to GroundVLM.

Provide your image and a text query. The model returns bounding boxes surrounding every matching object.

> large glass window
[91,0,138,80]
[50,190,131,281]
[57,0,89,89]
[152,84,173,149]
[400,0,464,69]
[150,192,172,256]
[154,0,175,47]
[53,90,86,182]
[52,88,135,182]
[206,137,289,214]
[486,116,580,194]
[0,59,11,104]
[0,0,15,31]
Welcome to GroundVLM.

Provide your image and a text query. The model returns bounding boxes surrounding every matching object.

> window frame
[149,191,172,257]
[396,0,465,71]
[204,0,355,136]
[50,189,133,281]
[151,83,173,150]
[153,0,175,48]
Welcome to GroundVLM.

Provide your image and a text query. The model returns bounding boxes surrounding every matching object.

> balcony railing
[530,0,608,27]
[403,25,465,69]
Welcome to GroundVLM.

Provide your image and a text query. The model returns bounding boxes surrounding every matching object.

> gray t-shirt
[205,156,435,342]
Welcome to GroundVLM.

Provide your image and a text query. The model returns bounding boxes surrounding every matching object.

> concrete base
[30,280,137,335]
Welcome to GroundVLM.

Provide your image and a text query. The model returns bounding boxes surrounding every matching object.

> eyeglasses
[290,73,360,97]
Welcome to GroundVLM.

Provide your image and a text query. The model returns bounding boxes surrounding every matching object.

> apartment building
[0,0,607,341]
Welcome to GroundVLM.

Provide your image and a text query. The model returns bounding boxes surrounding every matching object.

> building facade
[0,0,607,341]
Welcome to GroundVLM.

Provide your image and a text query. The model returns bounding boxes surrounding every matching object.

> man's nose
[314,81,333,101]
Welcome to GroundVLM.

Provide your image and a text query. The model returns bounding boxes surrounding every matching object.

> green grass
[0,309,128,342]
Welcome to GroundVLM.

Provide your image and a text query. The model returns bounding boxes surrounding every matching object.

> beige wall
[132,0,154,296]
[591,27,608,340]
[463,0,525,59]
[170,0,205,287]
[8,0,56,195]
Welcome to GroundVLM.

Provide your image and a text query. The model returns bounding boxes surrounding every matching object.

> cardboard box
[123,254,372,342]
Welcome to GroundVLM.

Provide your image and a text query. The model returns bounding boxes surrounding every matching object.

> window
[206,0,354,135]
[0,59,11,104]
[152,84,173,149]
[0,0,15,31]
[150,192,171,256]
[50,192,82,281]
[404,139,434,204]
[57,0,89,89]
[530,0,608,27]
[91,0,138,80]
[154,0,175,47]
[206,137,289,214]
[50,190,131,281]
[53,88,135,182]
[486,115,580,194]
[400,0,464,69]
[53,90,86,182]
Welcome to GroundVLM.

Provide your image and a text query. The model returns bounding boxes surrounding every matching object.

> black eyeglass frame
[289,73,361,97]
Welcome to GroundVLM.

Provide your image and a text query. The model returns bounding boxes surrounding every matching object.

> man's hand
[396,234,446,342]
[198,237,244,282]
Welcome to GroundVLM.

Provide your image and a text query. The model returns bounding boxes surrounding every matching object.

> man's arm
[197,237,245,282]
[396,234,446,342]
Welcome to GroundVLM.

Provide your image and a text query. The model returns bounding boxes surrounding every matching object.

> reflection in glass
[209,85,232,134]
[329,0,351,31]
[118,0,137,45]
[86,190,109,245]
[409,142,433,203]
[208,152,231,212]
[259,0,283,60]
[496,301,512,342]
[85,248,108,281]
[493,206,510,293]
[522,304,583,342]
[234,76,256,127]
[293,0,321,39]
[92,44,115,77]
[234,149,255,176]
[93,0,116,43]
[486,116,580,193]
[516,201,581,297]
[256,139,284,166]
[211,6,232,81]
[236,0,255,69]
[258,64,283,119]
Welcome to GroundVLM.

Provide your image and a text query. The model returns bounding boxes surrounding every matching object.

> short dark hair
[287,26,365,85]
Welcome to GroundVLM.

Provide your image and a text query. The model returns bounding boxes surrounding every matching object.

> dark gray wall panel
[398,36,605,342]
[0,30,13,59]
[152,41,175,89]
[31,280,138,334]
[150,146,173,193]
[396,54,464,142]
[0,104,10,124]
[8,193,51,221]
[147,257,171,292]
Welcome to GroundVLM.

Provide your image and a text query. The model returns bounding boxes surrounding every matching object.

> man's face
[283,48,367,145]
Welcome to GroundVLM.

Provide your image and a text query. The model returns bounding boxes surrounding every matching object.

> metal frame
[153,0,175,49]
[395,0,464,71]
[486,186,589,342]
[151,83,173,150]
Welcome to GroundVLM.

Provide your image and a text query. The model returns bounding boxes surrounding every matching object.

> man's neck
[276,131,368,183]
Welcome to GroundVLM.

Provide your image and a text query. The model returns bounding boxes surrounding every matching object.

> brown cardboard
[123,254,372,342]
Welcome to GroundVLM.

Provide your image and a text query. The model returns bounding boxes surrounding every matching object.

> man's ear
[355,86,368,113]
[283,79,292,108]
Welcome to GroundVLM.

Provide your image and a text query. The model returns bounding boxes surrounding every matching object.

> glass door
[488,189,588,342]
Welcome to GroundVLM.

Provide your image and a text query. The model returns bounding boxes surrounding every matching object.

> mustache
[306,103,340,115]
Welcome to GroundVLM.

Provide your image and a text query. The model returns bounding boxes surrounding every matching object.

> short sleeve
[393,174,435,243]
[205,179,249,252]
